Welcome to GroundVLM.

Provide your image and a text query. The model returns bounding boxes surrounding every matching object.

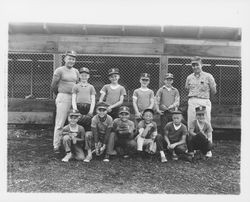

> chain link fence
[8,53,54,99]
[62,54,160,102]
[8,53,241,106]
[167,56,241,105]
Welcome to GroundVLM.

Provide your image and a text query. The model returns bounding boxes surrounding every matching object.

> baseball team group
[51,50,217,163]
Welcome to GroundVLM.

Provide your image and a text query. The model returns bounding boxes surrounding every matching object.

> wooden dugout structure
[8,23,241,129]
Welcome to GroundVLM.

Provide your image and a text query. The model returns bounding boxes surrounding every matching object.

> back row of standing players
[51,50,215,163]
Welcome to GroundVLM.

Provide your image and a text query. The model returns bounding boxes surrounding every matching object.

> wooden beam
[164,44,241,58]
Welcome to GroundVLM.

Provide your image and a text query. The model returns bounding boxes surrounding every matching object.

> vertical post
[30,60,33,96]
[159,55,168,87]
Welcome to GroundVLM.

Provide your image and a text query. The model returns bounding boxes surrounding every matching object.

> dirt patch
[7,128,240,193]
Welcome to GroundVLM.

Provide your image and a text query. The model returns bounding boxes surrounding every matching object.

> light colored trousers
[53,93,72,149]
[187,97,211,129]
[137,136,157,153]
[62,135,85,160]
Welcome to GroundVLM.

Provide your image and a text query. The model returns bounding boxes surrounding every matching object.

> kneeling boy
[187,106,213,158]
[109,106,137,158]
[155,110,188,162]
[90,102,113,162]
[61,110,85,162]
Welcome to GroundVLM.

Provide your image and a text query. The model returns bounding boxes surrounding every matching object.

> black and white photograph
[1,0,249,201]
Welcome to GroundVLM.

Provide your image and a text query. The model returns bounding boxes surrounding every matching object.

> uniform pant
[187,97,211,129]
[187,133,212,155]
[53,93,72,149]
[154,134,187,155]
[62,135,85,160]
[107,132,137,155]
[136,136,157,153]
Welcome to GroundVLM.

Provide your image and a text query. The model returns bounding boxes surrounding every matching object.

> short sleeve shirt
[91,114,113,134]
[53,66,80,94]
[72,83,96,104]
[185,71,216,99]
[189,120,213,139]
[156,86,180,109]
[100,84,126,105]
[62,124,85,139]
[164,122,188,144]
[138,120,157,139]
[133,88,154,112]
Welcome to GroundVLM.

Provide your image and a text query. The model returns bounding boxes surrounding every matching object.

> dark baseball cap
[108,68,119,76]
[79,67,90,74]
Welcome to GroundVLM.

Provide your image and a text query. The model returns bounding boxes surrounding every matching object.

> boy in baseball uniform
[99,68,127,119]
[155,73,180,135]
[155,110,189,161]
[187,106,213,158]
[132,73,155,128]
[61,110,85,162]
[136,108,159,155]
[91,102,113,162]
[72,67,96,162]
[108,106,137,159]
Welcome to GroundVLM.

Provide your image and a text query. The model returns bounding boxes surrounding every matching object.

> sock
[160,151,166,158]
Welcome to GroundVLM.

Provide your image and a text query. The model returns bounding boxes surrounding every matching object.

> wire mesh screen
[167,57,241,105]
[62,54,160,102]
[8,53,54,99]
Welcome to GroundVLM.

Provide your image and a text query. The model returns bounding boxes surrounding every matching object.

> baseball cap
[195,106,206,114]
[96,102,109,110]
[165,73,174,79]
[69,109,81,117]
[171,110,182,115]
[142,108,154,116]
[140,73,150,80]
[119,106,130,114]
[108,68,119,76]
[65,50,77,57]
[79,67,90,74]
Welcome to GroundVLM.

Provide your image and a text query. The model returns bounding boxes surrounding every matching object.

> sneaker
[84,155,92,163]
[123,155,129,159]
[103,154,110,162]
[62,152,72,162]
[205,151,212,158]
[54,147,60,154]
[161,156,168,163]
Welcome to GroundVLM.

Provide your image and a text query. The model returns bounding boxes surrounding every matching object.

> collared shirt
[155,85,180,110]
[164,122,188,144]
[185,71,216,99]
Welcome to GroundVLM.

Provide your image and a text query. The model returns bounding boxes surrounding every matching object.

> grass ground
[7,127,240,194]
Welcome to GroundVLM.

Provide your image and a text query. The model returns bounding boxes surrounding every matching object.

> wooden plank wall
[9,34,240,57]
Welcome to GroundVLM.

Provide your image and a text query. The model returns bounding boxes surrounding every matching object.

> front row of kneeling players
[61,102,213,163]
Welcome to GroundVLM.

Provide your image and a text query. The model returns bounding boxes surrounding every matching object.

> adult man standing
[185,56,217,129]
[51,50,80,153]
